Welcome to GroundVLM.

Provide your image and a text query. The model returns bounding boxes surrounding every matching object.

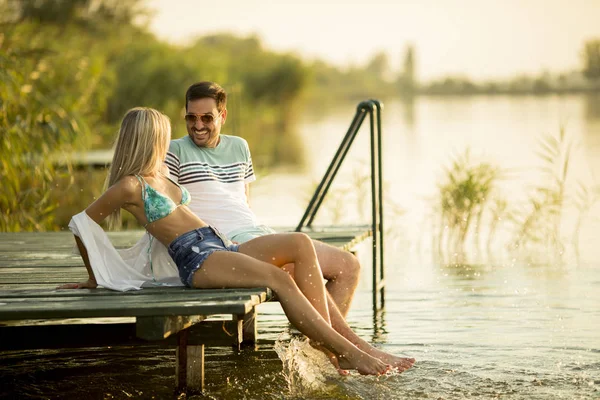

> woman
[63,107,413,376]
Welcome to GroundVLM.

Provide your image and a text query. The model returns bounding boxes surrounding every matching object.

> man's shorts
[227,225,277,244]
[168,226,239,287]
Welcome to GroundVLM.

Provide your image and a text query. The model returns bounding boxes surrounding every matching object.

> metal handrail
[296,100,385,312]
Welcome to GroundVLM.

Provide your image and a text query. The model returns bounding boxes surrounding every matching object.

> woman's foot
[310,341,349,375]
[337,351,391,376]
[365,347,415,371]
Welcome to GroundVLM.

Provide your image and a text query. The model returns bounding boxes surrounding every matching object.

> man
[165,81,361,317]
[165,81,415,372]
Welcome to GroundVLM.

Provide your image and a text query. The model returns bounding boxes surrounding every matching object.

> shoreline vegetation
[1,0,600,232]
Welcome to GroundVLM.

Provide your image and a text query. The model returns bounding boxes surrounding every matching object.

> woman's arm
[57,178,138,289]
[57,235,99,289]
[84,176,138,224]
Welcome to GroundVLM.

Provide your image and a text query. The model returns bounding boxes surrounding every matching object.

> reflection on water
[2,95,600,399]
[585,93,600,121]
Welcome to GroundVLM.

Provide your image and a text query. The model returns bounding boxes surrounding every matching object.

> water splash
[273,335,338,397]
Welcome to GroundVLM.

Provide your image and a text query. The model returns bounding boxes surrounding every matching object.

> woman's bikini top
[134,174,191,227]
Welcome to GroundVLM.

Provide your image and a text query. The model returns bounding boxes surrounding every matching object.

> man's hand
[57,279,98,290]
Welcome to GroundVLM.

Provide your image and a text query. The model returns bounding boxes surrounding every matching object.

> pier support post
[176,330,204,394]
[238,307,257,349]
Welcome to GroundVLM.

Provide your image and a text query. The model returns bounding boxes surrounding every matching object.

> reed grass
[571,181,599,260]
[435,150,500,256]
[511,126,572,255]
[432,125,600,265]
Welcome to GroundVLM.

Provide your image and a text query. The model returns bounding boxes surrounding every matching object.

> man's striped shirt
[165,135,259,236]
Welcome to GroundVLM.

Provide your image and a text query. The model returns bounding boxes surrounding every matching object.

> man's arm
[245,183,251,206]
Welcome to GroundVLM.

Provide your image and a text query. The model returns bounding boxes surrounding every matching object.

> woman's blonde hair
[105,107,171,228]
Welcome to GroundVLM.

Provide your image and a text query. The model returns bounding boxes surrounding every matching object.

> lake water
[2,95,600,399]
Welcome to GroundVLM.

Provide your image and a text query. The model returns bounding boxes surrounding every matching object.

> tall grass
[0,24,107,231]
[572,182,599,261]
[433,127,598,264]
[512,127,599,261]
[435,150,500,256]
[511,127,572,257]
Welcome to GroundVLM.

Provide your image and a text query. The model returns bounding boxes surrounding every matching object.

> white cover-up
[68,211,183,291]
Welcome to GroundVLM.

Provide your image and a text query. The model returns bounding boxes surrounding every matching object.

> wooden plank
[0,231,146,250]
[0,287,272,299]
[0,294,249,309]
[0,291,263,304]
[0,298,256,320]
[0,267,88,275]
[0,286,273,301]
[0,290,266,305]
[0,259,84,268]
[0,283,75,290]
[0,271,95,284]
[272,225,372,251]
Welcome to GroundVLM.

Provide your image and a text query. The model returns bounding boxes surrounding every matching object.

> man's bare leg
[283,240,360,317]
[315,240,361,317]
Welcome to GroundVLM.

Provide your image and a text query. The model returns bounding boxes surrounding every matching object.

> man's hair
[185,81,227,112]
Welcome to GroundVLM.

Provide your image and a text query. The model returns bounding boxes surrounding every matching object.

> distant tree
[404,45,416,83]
[582,39,600,80]
[532,71,552,94]
[398,44,416,96]
[1,0,147,26]
[365,52,391,81]
[532,78,551,94]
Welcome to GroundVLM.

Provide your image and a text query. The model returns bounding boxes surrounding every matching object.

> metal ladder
[296,100,385,312]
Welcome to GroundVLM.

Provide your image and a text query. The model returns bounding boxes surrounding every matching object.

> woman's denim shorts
[168,226,240,287]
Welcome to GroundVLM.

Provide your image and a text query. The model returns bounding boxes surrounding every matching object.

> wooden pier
[0,226,371,393]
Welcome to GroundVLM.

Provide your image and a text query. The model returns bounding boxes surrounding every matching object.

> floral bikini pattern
[135,175,191,226]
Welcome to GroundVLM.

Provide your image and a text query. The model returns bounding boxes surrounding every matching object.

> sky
[146,0,600,81]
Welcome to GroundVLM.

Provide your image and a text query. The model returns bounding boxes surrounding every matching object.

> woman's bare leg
[325,294,415,371]
[238,233,345,372]
[238,234,415,372]
[238,233,330,324]
[191,250,390,376]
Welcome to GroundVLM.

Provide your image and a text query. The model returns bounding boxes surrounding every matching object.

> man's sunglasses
[184,112,220,125]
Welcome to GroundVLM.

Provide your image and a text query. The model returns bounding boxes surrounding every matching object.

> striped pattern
[164,152,180,178]
[166,152,253,184]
